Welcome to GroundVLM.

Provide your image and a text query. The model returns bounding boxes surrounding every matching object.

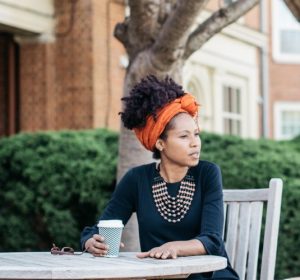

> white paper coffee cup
[97,220,124,257]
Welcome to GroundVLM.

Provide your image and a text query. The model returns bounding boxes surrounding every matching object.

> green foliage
[0,129,118,251]
[200,132,300,279]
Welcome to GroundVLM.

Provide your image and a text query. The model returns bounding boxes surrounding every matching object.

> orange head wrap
[133,93,199,151]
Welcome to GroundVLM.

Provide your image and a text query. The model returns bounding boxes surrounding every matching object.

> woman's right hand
[85,234,108,257]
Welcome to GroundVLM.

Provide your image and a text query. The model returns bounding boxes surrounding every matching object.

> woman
[81,75,239,280]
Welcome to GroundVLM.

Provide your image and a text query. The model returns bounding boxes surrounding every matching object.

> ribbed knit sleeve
[194,163,224,256]
[80,168,137,249]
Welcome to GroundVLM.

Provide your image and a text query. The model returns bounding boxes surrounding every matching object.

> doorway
[0,33,19,137]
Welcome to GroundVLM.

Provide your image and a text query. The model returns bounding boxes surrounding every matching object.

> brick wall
[18,0,126,133]
[267,0,300,138]
[105,0,126,130]
[269,63,300,138]
[244,5,260,30]
[91,0,126,131]
[20,44,48,130]
[54,0,94,130]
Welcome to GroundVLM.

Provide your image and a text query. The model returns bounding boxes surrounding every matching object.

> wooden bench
[223,178,283,280]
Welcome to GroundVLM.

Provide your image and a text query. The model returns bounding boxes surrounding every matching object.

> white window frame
[274,102,300,140]
[272,0,300,63]
[223,94,242,135]
[219,75,247,137]
[222,86,242,137]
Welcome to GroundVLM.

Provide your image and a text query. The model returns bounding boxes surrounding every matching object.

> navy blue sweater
[81,161,239,280]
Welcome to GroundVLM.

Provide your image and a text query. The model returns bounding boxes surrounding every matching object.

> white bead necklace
[152,165,196,223]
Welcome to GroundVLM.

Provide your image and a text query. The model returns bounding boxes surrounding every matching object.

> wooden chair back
[223,178,283,280]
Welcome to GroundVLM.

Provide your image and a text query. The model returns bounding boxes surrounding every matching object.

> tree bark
[151,0,208,69]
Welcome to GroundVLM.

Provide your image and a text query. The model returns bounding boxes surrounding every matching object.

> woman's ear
[155,139,164,152]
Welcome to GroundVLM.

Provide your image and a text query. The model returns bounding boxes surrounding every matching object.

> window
[222,85,242,136]
[274,102,300,140]
[186,79,205,128]
[273,0,300,63]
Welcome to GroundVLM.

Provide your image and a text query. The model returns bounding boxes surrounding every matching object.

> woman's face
[158,113,201,167]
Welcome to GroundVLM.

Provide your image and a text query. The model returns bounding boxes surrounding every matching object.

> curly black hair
[120,75,185,130]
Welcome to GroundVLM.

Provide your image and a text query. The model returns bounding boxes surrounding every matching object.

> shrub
[200,132,300,279]
[0,129,118,251]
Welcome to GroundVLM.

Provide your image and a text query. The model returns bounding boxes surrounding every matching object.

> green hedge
[0,130,299,278]
[0,129,118,251]
[200,133,300,279]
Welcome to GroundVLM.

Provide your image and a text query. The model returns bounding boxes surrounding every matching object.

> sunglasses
[51,243,88,255]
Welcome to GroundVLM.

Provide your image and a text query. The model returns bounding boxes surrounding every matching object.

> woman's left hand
[136,242,179,259]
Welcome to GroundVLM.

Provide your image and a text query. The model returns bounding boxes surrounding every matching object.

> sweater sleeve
[194,163,224,256]
[80,168,137,249]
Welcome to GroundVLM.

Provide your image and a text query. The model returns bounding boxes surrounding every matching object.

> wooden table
[0,252,227,279]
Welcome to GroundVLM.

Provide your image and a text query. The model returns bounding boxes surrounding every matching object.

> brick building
[0,0,299,140]
[0,0,126,137]
[269,0,300,139]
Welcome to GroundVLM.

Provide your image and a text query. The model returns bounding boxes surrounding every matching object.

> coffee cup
[97,220,124,257]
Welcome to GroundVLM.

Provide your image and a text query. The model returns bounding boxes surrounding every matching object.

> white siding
[0,0,54,36]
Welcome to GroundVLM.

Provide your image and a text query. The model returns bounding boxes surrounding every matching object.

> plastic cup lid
[97,219,124,228]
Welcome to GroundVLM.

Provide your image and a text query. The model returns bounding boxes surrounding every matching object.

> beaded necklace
[152,164,196,223]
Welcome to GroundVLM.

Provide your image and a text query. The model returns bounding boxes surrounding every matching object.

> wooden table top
[0,252,227,279]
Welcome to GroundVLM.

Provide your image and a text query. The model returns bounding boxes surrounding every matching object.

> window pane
[229,87,233,112]
[223,86,241,114]
[236,88,241,114]
[280,30,300,54]
[224,118,230,134]
[232,88,237,114]
[223,118,241,136]
[223,86,229,112]
[281,111,300,138]
[232,119,241,136]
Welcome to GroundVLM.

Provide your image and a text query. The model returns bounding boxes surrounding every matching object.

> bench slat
[223,189,269,202]
[247,202,263,280]
[235,203,251,280]
[225,203,239,265]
